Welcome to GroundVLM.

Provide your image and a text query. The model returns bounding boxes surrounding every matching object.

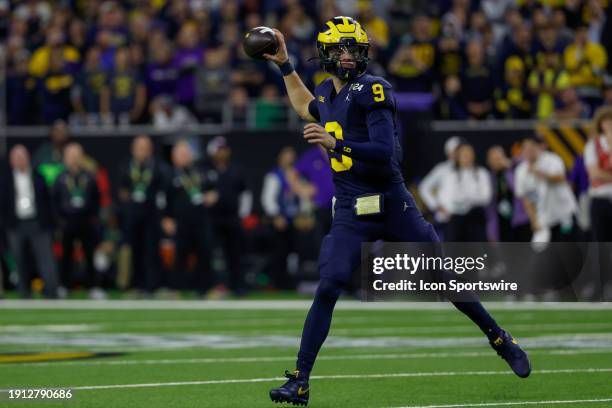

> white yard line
[4,348,612,368]
[0,300,611,310]
[331,322,612,336]
[1,367,611,392]
[389,398,612,408]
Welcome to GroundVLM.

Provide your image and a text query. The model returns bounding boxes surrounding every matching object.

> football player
[263,17,531,406]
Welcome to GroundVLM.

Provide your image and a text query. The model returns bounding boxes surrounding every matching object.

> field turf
[0,301,611,408]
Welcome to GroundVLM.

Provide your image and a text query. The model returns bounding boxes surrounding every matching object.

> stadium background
[1,0,610,298]
[1,1,612,408]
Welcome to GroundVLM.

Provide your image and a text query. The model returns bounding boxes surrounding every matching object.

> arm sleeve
[333,108,394,163]
[308,99,320,121]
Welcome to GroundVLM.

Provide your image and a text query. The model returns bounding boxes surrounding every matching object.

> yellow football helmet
[317,16,369,80]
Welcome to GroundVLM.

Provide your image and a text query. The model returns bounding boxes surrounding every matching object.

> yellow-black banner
[536,124,592,169]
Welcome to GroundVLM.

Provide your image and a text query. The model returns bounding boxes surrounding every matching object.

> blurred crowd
[2,111,612,299]
[419,105,612,245]
[0,121,335,299]
[3,0,612,126]
[2,104,612,299]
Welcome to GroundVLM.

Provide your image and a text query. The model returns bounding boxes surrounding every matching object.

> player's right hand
[262,29,289,65]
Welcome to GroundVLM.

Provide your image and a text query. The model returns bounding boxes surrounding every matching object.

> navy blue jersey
[309,74,404,203]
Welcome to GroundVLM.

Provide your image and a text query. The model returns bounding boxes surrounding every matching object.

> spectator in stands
[100,47,147,125]
[388,15,436,92]
[150,95,196,130]
[93,30,116,72]
[93,1,129,50]
[358,1,390,48]
[228,86,249,126]
[281,2,316,44]
[144,41,178,100]
[439,75,467,119]
[128,12,150,50]
[162,141,218,294]
[555,86,590,119]
[206,136,252,296]
[561,0,584,30]
[528,49,571,120]
[480,0,515,44]
[498,22,535,80]
[37,49,74,124]
[495,56,532,119]
[254,85,287,129]
[71,47,107,125]
[438,142,492,242]
[0,145,58,298]
[584,0,608,48]
[28,26,80,78]
[460,39,495,120]
[6,49,36,125]
[533,21,565,63]
[441,0,471,41]
[173,22,204,112]
[53,143,103,297]
[515,137,578,242]
[437,33,463,80]
[195,47,232,123]
[564,23,608,97]
[68,17,87,55]
[486,145,531,242]
[261,146,313,289]
[585,106,612,242]
[117,135,167,294]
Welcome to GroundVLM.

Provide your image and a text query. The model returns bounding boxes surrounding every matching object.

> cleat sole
[270,392,308,406]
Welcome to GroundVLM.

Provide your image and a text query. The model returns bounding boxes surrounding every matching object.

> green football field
[1,301,612,408]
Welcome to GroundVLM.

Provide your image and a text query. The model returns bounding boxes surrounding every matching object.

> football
[243,26,278,60]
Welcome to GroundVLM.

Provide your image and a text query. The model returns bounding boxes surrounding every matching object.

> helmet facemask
[317,39,369,81]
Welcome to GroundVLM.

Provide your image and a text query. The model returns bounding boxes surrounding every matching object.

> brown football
[243,26,278,60]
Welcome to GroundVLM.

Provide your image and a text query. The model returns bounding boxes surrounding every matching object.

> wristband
[279,60,294,76]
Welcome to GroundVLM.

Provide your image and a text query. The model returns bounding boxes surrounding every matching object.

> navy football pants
[296,183,500,376]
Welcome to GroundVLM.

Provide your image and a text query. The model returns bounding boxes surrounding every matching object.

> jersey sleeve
[354,78,395,112]
[332,107,394,164]
[308,98,320,121]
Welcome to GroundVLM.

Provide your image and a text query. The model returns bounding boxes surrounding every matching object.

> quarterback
[263,17,531,406]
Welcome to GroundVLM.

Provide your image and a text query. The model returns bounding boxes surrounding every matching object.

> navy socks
[296,279,343,378]
[453,301,502,340]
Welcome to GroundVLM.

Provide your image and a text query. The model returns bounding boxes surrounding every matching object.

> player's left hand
[303,123,336,150]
